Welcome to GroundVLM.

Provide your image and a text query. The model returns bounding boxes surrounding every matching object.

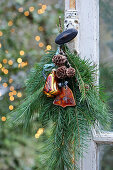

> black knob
[55,28,78,45]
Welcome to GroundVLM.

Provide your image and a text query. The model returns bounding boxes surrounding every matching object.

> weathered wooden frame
[65,0,113,169]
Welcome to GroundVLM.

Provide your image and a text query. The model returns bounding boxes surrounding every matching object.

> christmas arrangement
[9,28,110,169]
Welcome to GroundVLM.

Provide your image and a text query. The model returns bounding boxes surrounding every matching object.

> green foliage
[8,47,110,169]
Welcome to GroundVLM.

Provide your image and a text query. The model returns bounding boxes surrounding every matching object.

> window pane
[100,0,113,131]
[98,144,113,170]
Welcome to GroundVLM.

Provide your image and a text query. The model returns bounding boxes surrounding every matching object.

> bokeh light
[0,63,2,68]
[18,7,23,12]
[17,58,22,63]
[4,69,8,74]
[29,6,34,12]
[11,28,15,33]
[1,116,6,122]
[3,83,8,88]
[42,5,47,10]
[10,86,14,91]
[38,26,44,31]
[9,105,14,110]
[3,59,7,64]
[9,78,13,83]
[35,36,40,41]
[35,128,44,139]
[12,90,17,95]
[39,42,44,48]
[8,20,13,26]
[24,11,29,16]
[46,45,52,50]
[8,60,13,65]
[20,50,25,56]
[17,92,22,98]
[10,96,14,101]
[5,50,8,54]
[0,31,3,36]
[9,92,13,96]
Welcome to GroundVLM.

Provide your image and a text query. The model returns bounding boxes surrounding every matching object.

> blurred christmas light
[39,42,44,48]
[9,92,13,96]
[9,105,14,110]
[20,50,25,56]
[17,92,22,98]
[1,116,6,122]
[0,63,2,68]
[0,31,3,36]
[24,11,29,16]
[42,5,47,10]
[11,28,15,33]
[3,59,7,64]
[29,6,34,12]
[18,7,23,12]
[37,9,45,14]
[0,43,2,48]
[35,36,40,41]
[46,45,52,50]
[8,60,13,65]
[20,62,28,68]
[9,78,13,83]
[0,77,2,81]
[4,69,8,74]
[17,58,22,63]
[35,134,40,138]
[1,67,5,72]
[5,50,8,54]
[37,128,44,134]
[10,96,14,101]
[39,26,44,31]
[10,86,14,91]
[35,128,44,139]
[12,90,17,95]
[37,9,41,14]
[3,83,8,88]
[8,20,13,26]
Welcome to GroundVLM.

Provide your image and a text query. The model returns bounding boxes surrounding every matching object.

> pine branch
[8,87,43,128]
[8,47,111,170]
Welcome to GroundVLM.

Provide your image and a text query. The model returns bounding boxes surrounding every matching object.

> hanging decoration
[9,27,110,170]
[53,85,76,108]
[43,70,60,97]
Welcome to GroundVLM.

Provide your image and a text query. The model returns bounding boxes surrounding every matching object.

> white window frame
[65,0,113,169]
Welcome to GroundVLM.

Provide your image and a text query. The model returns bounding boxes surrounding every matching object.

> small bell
[43,70,61,97]
[53,85,76,108]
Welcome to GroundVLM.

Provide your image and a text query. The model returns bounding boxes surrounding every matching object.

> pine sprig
[65,47,96,101]
[8,87,43,128]
[26,51,55,95]
[8,48,110,170]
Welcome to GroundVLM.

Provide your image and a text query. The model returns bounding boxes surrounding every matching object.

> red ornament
[43,70,61,97]
[53,85,76,108]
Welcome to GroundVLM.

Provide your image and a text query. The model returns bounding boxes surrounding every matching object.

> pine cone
[52,54,67,66]
[56,66,67,79]
[66,67,75,77]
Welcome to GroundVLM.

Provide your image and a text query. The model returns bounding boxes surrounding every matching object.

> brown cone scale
[52,54,67,66]
[56,66,67,79]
